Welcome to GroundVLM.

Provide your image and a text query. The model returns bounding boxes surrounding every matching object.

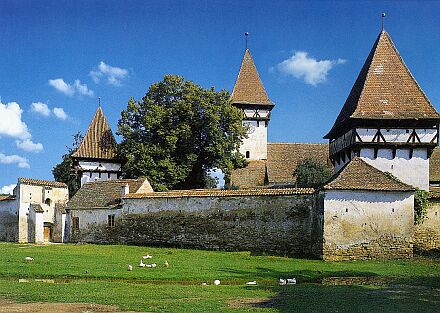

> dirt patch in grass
[0,299,143,313]
[227,297,280,309]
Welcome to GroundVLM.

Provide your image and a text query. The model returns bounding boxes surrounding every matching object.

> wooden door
[44,226,52,241]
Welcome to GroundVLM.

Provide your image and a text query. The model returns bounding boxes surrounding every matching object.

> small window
[45,198,52,206]
[392,208,395,213]
[246,151,250,158]
[345,208,348,213]
[99,172,102,178]
[72,217,79,230]
[108,214,115,227]
[108,173,111,179]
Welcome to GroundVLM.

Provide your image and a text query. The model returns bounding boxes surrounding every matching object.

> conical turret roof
[325,31,439,139]
[231,49,274,106]
[72,106,118,160]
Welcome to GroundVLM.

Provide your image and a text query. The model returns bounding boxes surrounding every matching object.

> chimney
[121,183,130,197]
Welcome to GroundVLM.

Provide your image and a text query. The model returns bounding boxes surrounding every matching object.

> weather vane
[98,97,101,107]
[245,32,249,50]
[382,13,386,31]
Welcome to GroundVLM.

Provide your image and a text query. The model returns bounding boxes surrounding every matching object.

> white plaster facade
[330,126,436,190]
[78,161,121,186]
[0,179,68,243]
[323,190,414,254]
[240,120,268,160]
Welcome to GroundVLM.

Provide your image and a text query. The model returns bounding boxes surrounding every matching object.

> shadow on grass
[221,267,440,313]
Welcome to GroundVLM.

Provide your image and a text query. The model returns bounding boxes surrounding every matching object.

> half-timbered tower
[72,106,122,186]
[232,49,275,160]
[324,30,440,190]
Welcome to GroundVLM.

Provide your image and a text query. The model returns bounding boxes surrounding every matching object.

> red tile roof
[124,187,315,199]
[231,49,274,106]
[230,160,267,188]
[267,143,330,185]
[72,107,118,160]
[18,178,67,188]
[325,31,440,138]
[68,178,151,210]
[324,157,414,191]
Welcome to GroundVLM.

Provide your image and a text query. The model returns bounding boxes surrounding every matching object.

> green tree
[294,158,332,188]
[117,75,246,191]
[52,132,83,198]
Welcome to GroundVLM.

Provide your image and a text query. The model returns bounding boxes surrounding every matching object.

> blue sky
[1,0,440,193]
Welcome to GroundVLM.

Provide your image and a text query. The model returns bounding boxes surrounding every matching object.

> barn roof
[325,31,439,139]
[324,157,414,191]
[231,49,274,107]
[72,106,118,160]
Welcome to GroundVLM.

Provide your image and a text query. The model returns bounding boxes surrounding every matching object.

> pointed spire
[72,106,118,160]
[325,30,439,139]
[98,97,101,107]
[231,49,273,106]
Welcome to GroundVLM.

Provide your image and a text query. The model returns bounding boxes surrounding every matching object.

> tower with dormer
[72,105,122,186]
[231,48,275,161]
[324,29,440,191]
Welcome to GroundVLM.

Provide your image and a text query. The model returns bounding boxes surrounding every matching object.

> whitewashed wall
[240,120,267,160]
[323,190,414,259]
[71,208,123,230]
[360,148,428,190]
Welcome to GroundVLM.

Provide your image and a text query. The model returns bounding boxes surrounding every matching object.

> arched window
[45,198,52,206]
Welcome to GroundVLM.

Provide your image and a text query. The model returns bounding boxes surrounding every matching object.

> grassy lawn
[0,242,439,312]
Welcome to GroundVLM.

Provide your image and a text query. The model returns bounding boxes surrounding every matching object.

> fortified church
[1,23,440,260]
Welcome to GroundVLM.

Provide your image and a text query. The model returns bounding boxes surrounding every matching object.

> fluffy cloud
[52,107,68,120]
[90,61,129,86]
[277,51,346,85]
[49,78,94,97]
[0,153,29,168]
[31,102,51,117]
[30,102,68,121]
[0,101,30,139]
[0,184,16,195]
[16,139,43,153]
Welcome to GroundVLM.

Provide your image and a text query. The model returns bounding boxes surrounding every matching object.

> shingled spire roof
[325,31,440,139]
[72,106,118,160]
[231,49,274,106]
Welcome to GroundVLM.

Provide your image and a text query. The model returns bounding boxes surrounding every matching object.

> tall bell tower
[324,28,440,191]
[231,47,274,160]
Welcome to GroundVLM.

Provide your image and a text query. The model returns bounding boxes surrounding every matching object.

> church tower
[231,48,274,160]
[72,105,122,186]
[324,29,440,190]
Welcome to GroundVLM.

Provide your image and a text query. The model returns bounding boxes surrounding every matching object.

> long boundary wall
[71,189,324,258]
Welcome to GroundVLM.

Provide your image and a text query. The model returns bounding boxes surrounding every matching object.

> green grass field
[0,242,439,312]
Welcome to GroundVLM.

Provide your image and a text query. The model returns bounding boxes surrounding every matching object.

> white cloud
[30,102,51,117]
[49,78,94,97]
[73,80,94,97]
[0,101,30,139]
[52,107,68,120]
[16,139,43,153]
[277,51,346,85]
[29,102,68,121]
[0,184,16,195]
[90,61,129,86]
[48,78,75,96]
[0,153,29,168]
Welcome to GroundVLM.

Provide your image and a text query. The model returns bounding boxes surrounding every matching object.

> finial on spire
[98,97,101,107]
[381,13,386,31]
[245,32,249,50]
